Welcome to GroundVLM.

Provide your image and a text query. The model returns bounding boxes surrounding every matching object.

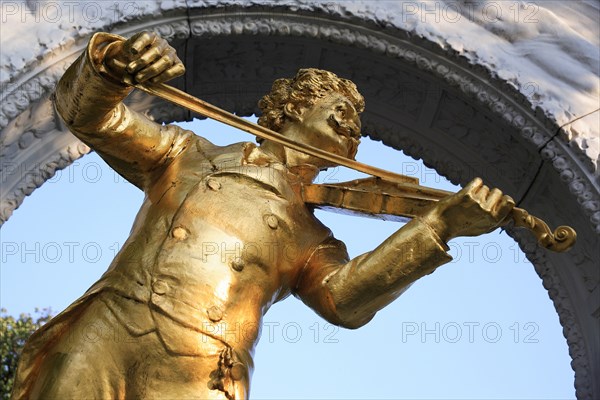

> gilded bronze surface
[11,31,575,399]
[137,81,576,252]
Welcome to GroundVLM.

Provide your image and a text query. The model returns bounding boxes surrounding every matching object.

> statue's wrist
[420,211,451,244]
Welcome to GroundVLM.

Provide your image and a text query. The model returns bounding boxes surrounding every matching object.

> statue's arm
[54,31,189,190]
[294,178,514,329]
[294,218,451,329]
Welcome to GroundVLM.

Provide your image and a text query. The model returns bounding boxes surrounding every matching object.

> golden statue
[11,31,575,400]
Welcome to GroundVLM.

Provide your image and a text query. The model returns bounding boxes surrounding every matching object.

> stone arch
[1,2,597,398]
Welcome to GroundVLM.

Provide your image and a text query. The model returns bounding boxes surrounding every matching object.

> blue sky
[1,117,574,399]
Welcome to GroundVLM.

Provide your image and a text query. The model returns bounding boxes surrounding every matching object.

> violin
[300,177,576,252]
[134,82,577,253]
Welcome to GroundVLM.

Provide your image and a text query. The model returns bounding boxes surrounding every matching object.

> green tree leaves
[1,308,52,399]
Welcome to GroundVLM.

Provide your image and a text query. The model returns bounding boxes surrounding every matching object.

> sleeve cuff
[86,32,131,89]
[415,216,451,253]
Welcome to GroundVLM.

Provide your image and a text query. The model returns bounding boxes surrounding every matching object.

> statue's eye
[336,106,346,118]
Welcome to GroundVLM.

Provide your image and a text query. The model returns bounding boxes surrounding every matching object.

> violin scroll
[510,208,577,252]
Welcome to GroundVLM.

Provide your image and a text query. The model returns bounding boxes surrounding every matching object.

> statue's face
[285,93,362,165]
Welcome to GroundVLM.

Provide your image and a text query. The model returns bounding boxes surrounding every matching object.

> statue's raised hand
[103,31,185,85]
[422,177,515,242]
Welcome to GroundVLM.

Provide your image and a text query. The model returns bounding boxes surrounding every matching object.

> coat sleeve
[293,218,453,329]
[54,32,192,191]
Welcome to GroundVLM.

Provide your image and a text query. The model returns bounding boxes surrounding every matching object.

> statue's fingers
[135,55,173,82]
[105,56,127,73]
[486,188,502,206]
[486,188,504,217]
[496,195,516,223]
[150,63,185,83]
[476,185,490,201]
[456,177,483,205]
[126,41,167,73]
[463,177,483,194]
[128,31,157,55]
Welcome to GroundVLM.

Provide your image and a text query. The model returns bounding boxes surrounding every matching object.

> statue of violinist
[13,30,534,400]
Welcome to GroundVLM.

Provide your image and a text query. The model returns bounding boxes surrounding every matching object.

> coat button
[206,178,221,191]
[152,280,169,295]
[171,226,189,240]
[207,306,223,322]
[265,214,278,229]
[230,257,244,272]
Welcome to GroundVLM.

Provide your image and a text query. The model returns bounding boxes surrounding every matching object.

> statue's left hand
[103,31,185,85]
[421,177,515,242]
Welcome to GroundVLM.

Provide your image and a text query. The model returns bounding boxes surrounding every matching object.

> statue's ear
[284,102,304,122]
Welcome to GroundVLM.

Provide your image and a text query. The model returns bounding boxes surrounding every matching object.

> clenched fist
[102,31,185,85]
[422,178,515,242]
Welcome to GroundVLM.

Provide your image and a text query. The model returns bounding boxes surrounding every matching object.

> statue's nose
[349,117,361,138]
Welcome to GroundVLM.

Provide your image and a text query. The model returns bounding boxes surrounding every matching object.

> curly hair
[257,68,365,133]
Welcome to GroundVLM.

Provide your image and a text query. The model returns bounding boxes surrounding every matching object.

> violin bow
[133,82,577,253]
